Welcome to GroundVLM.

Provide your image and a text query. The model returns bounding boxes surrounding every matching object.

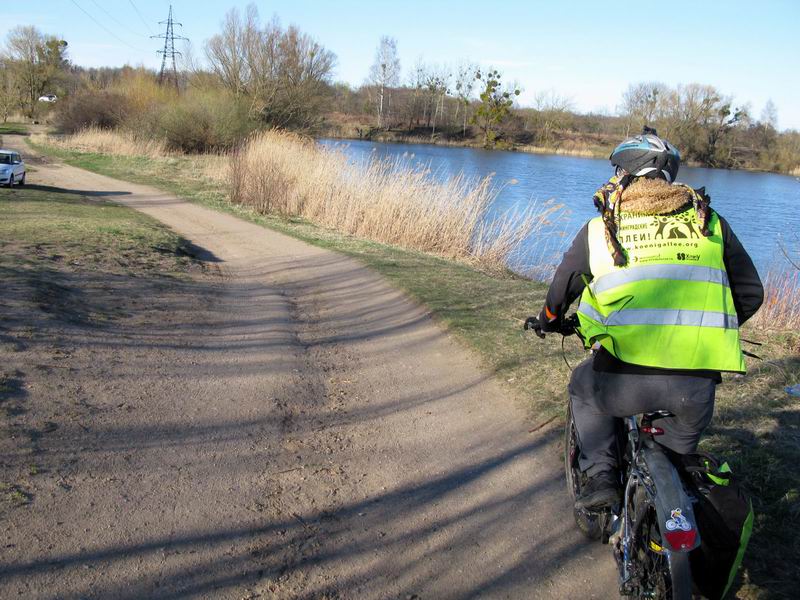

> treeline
[2,6,798,174]
[331,60,800,173]
[1,8,336,153]
[619,82,800,172]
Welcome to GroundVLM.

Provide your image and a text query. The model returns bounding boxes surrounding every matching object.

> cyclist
[531,128,763,509]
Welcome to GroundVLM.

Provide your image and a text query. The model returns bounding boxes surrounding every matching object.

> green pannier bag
[682,452,754,600]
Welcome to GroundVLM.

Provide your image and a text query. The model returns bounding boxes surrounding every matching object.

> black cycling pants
[569,358,716,476]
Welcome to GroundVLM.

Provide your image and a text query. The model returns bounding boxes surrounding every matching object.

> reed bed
[515,144,600,158]
[230,130,560,271]
[41,127,170,158]
[750,270,800,330]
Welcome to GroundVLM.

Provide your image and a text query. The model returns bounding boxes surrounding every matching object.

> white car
[0,150,26,186]
[38,94,57,103]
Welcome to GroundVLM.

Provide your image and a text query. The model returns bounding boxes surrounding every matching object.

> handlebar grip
[524,316,546,339]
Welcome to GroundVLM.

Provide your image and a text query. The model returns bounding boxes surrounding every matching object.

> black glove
[524,316,546,339]
[538,309,562,333]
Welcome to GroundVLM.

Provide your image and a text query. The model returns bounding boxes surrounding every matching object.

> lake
[320,138,800,277]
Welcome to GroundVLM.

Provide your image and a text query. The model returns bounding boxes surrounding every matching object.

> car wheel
[19,173,25,186]
[7,174,13,187]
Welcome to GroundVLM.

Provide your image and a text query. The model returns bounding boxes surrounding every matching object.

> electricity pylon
[151,5,188,88]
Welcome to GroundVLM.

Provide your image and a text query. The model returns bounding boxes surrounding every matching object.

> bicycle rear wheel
[564,402,604,540]
[666,552,693,600]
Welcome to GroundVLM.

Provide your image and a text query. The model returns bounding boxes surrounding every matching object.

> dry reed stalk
[231,130,561,270]
[750,270,800,330]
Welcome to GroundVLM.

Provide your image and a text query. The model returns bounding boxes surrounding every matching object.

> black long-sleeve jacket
[542,213,764,377]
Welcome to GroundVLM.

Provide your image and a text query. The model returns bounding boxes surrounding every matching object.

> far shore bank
[321,129,605,159]
[321,129,800,177]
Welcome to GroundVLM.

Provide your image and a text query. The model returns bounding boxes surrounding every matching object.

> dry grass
[40,127,170,158]
[750,270,800,330]
[230,130,561,270]
[37,129,231,186]
[515,144,601,158]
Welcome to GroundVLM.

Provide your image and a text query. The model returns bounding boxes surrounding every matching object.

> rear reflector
[641,426,665,435]
[664,528,697,551]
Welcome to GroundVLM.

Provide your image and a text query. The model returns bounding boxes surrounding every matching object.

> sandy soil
[0,137,617,599]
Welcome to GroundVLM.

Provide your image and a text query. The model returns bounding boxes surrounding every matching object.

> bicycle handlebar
[524,313,580,339]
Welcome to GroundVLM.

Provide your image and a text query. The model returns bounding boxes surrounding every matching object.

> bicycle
[526,314,698,600]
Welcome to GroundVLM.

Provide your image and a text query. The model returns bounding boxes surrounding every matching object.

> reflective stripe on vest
[577,302,739,329]
[577,207,745,372]
[590,264,730,296]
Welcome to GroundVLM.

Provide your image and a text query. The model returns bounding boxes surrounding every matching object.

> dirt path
[1,137,616,599]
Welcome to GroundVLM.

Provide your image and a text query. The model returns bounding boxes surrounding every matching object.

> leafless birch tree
[367,36,400,128]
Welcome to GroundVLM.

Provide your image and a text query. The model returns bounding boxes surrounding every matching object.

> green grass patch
[0,122,29,136]
[1,183,200,332]
[30,141,800,597]
[0,184,196,277]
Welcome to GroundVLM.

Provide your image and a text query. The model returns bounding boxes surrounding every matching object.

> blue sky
[6,1,799,129]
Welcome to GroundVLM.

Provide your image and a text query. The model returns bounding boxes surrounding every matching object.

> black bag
[682,452,754,600]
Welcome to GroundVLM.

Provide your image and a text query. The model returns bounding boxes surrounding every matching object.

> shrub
[56,90,132,133]
[156,91,255,153]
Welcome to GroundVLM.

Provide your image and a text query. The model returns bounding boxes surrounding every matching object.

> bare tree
[621,81,668,134]
[367,36,400,128]
[205,5,335,130]
[454,61,476,136]
[761,99,778,130]
[0,59,19,122]
[3,25,68,118]
[402,59,427,129]
[531,90,573,144]
[424,64,449,136]
[205,7,254,96]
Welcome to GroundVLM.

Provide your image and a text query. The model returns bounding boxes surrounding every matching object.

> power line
[128,0,156,36]
[89,0,149,38]
[151,5,189,88]
[68,0,147,53]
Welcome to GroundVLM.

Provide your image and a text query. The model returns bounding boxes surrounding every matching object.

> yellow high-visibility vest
[577,207,745,372]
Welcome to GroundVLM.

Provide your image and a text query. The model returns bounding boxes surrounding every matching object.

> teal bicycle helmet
[610,127,681,182]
